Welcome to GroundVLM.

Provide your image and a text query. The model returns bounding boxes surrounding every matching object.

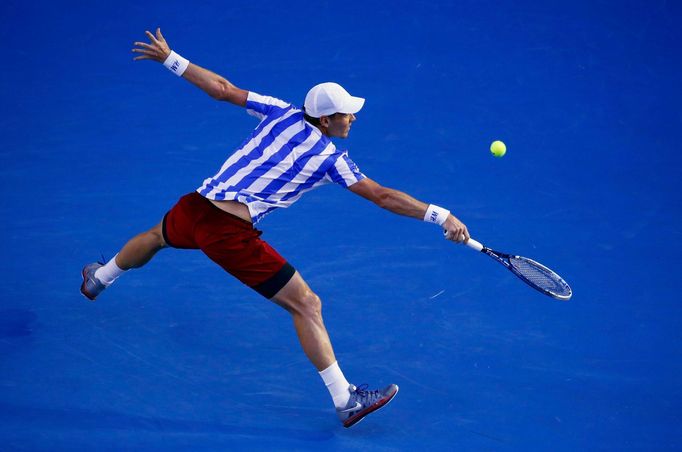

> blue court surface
[1,0,680,450]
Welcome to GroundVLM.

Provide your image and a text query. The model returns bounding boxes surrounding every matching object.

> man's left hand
[132,28,171,63]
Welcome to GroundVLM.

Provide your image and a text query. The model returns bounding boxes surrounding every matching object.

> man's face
[322,113,356,138]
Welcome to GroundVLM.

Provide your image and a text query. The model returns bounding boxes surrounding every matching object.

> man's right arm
[349,178,470,243]
[132,28,248,107]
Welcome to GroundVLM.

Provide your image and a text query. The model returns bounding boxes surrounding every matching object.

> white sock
[94,254,126,286]
[319,361,351,409]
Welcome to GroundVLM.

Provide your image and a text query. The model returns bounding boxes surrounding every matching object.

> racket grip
[442,230,484,251]
[465,238,484,252]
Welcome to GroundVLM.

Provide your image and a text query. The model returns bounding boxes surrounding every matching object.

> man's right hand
[132,28,171,63]
[443,214,470,244]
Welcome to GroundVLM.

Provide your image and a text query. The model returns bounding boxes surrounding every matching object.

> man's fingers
[445,228,463,242]
[134,29,166,61]
[446,230,463,243]
[133,41,154,49]
[131,48,154,55]
[443,218,470,244]
[145,30,159,44]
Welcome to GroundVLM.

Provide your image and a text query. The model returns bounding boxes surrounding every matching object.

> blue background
[1,0,680,450]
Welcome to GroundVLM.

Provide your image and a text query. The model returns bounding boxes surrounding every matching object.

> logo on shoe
[339,401,362,413]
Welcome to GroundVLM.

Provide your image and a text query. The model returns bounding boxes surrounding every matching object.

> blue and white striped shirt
[197,92,365,224]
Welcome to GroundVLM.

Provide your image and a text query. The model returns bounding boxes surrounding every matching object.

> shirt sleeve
[325,151,366,188]
[245,91,292,120]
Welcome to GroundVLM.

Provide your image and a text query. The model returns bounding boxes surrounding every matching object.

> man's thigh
[200,234,295,298]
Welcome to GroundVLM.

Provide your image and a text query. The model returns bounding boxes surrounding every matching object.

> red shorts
[162,192,295,298]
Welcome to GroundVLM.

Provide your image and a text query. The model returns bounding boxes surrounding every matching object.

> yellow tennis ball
[490,140,506,157]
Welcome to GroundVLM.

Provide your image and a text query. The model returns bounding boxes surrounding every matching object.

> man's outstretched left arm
[348,178,470,243]
[132,28,248,106]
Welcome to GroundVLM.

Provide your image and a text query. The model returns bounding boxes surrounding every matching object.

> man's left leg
[81,221,167,300]
[115,221,168,270]
[81,192,204,300]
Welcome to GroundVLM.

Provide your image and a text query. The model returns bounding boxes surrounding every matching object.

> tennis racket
[461,237,572,300]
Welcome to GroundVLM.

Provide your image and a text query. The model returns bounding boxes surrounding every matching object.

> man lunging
[81,28,470,428]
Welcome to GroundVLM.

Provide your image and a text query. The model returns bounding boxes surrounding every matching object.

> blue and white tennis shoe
[336,383,399,428]
[80,262,107,300]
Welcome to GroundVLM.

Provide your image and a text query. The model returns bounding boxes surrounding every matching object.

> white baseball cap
[304,82,365,118]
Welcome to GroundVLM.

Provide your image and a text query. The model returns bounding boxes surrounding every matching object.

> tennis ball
[490,140,506,157]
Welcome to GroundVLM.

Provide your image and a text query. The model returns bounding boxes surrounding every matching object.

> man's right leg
[270,271,399,428]
[270,271,336,371]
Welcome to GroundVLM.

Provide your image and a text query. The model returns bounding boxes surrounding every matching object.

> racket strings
[509,257,571,296]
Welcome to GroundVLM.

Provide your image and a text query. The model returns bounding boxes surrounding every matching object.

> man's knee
[276,288,323,318]
[271,272,323,318]
[297,290,322,318]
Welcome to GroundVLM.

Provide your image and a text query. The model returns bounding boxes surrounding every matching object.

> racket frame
[465,238,572,300]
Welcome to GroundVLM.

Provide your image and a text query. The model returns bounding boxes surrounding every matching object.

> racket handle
[442,229,484,252]
[465,238,484,252]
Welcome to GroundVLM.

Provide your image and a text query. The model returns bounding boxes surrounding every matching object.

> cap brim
[338,96,365,114]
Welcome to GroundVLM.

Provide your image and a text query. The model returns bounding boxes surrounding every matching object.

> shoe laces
[351,384,380,402]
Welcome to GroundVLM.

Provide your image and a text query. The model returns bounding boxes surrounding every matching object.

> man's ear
[320,116,330,127]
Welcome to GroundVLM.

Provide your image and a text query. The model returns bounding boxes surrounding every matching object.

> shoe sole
[343,385,399,428]
[80,267,97,301]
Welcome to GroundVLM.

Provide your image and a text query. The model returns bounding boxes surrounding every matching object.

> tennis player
[81,28,470,428]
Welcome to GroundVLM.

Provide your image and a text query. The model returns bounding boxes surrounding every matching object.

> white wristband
[163,50,190,76]
[424,204,450,226]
